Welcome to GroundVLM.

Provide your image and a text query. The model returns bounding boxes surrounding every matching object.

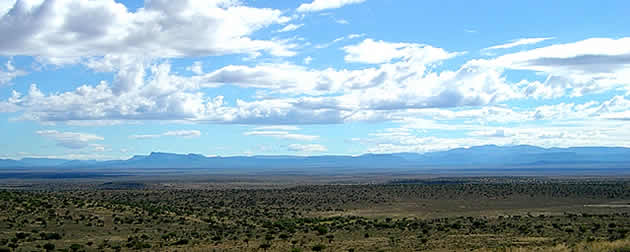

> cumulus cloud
[186,61,203,75]
[0,0,294,63]
[483,37,553,50]
[343,39,459,64]
[201,39,514,111]
[297,0,365,12]
[2,36,628,129]
[1,40,519,124]
[1,1,628,156]
[0,60,26,85]
[6,64,210,122]
[287,143,327,152]
[130,130,201,140]
[303,56,313,64]
[36,130,104,149]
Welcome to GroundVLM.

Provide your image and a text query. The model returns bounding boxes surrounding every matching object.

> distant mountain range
[2,145,630,173]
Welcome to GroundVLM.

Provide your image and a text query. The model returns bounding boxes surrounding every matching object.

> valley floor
[0,176,629,251]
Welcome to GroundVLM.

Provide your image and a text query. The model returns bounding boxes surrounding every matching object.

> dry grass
[472,239,630,252]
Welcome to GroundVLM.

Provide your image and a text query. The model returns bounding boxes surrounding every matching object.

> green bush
[312,244,326,251]
[43,243,55,251]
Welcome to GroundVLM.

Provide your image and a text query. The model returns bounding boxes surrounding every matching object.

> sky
[1,0,630,160]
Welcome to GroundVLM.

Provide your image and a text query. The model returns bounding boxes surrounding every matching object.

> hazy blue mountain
[20,158,71,167]
[60,160,100,167]
[3,145,630,171]
[0,159,25,168]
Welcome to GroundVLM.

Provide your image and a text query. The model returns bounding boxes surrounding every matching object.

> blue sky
[1,0,630,160]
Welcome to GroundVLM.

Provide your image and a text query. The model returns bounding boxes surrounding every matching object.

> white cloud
[277,23,303,33]
[92,144,106,152]
[492,37,630,97]
[0,0,15,17]
[343,39,459,64]
[3,36,627,128]
[163,130,202,137]
[604,111,630,121]
[483,37,553,50]
[358,120,630,153]
[36,130,104,149]
[0,0,294,63]
[351,94,630,153]
[531,95,630,121]
[129,134,161,140]
[2,43,519,124]
[303,56,313,64]
[1,1,628,155]
[0,60,26,85]
[340,59,520,110]
[130,130,201,139]
[314,33,364,49]
[395,95,630,126]
[360,133,485,154]
[253,125,301,131]
[287,143,327,152]
[469,128,517,138]
[186,61,203,75]
[4,153,117,161]
[244,130,319,141]
[297,0,365,12]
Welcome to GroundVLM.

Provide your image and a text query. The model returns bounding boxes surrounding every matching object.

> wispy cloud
[297,0,366,12]
[287,143,327,152]
[335,19,349,24]
[253,126,301,131]
[36,130,104,149]
[483,37,554,50]
[277,23,304,33]
[130,130,201,140]
[314,33,365,49]
[244,130,319,141]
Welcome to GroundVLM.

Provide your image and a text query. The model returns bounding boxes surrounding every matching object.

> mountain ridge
[3,145,630,170]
